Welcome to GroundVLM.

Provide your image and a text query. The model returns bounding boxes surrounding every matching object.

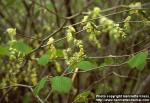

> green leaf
[104,57,114,64]
[76,61,95,71]
[37,54,49,66]
[74,91,91,103]
[12,41,32,54]
[0,46,9,56]
[128,51,148,70]
[46,49,63,58]
[56,49,64,57]
[23,93,30,103]
[33,76,47,95]
[99,57,114,70]
[46,50,52,56]
[51,76,72,93]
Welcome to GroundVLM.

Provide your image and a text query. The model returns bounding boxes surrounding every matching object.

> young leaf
[37,54,49,66]
[74,91,91,103]
[76,61,94,71]
[51,76,72,93]
[33,76,47,95]
[12,41,32,54]
[128,51,148,70]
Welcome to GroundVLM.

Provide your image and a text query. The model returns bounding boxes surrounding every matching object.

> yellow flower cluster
[82,7,102,48]
[6,28,16,40]
[99,16,126,40]
[64,26,85,65]
[82,7,126,44]
[66,26,75,42]
[123,16,131,33]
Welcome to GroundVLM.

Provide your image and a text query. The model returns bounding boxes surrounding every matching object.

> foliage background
[0,0,150,103]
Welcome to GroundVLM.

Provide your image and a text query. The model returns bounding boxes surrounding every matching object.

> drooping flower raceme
[63,26,85,65]
[82,7,126,45]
